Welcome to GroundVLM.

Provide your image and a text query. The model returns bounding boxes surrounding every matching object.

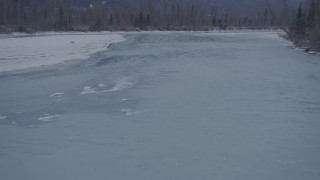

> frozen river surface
[0,31,320,180]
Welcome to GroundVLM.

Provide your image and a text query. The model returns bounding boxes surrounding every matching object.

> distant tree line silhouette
[291,0,319,36]
[0,0,318,32]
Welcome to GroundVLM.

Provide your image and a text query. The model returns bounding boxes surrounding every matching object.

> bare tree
[316,0,320,30]
[2,0,7,24]
[265,0,291,35]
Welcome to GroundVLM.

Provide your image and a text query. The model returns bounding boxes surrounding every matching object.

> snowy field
[0,31,320,180]
[0,32,124,72]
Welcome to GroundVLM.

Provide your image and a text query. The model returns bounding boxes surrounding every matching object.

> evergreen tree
[138,11,144,28]
[58,7,65,28]
[294,3,306,34]
[212,16,216,26]
[146,14,151,26]
[109,14,114,25]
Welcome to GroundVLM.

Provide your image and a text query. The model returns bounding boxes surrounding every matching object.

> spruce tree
[138,11,144,28]
[294,3,306,34]
[109,14,114,25]
[58,7,65,29]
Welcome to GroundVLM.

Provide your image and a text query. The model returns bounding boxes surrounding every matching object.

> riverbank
[286,33,320,54]
[0,24,282,33]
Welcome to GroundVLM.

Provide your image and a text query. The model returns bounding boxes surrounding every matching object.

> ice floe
[120,109,146,116]
[308,51,320,55]
[98,83,106,87]
[81,77,134,95]
[121,109,134,116]
[50,92,65,97]
[81,86,97,95]
[37,114,63,122]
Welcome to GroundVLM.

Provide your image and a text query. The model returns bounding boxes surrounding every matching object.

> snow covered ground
[0,32,125,73]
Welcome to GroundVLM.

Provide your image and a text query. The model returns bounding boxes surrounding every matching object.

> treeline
[0,0,290,32]
[0,0,318,32]
[287,0,320,52]
[291,0,319,35]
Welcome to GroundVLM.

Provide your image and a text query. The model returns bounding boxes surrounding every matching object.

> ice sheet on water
[50,92,64,97]
[81,86,97,95]
[111,77,134,91]
[120,109,134,116]
[308,51,320,55]
[120,109,146,116]
[81,76,134,95]
[0,115,7,120]
[37,114,63,122]
[98,83,106,87]
[0,32,125,73]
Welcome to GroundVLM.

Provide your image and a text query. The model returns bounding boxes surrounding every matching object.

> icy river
[0,31,320,180]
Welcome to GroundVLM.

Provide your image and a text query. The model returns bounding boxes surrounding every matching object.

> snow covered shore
[0,32,125,73]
